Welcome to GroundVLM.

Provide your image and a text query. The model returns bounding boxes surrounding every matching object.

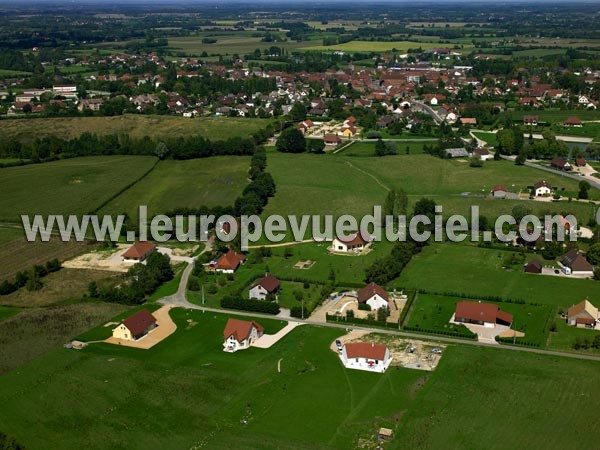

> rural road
[159,265,600,363]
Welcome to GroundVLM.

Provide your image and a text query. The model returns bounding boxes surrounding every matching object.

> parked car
[335,340,343,352]
[432,348,442,354]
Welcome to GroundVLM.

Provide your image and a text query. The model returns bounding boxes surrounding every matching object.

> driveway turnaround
[104,305,177,349]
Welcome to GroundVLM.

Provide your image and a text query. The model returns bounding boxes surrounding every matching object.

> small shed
[378,427,394,442]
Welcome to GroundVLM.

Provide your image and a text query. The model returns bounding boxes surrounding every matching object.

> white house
[249,274,281,300]
[357,282,389,310]
[340,342,392,373]
[533,180,553,197]
[223,318,264,352]
[331,232,371,253]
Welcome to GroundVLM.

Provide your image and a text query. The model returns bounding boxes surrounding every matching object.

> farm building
[249,274,281,300]
[567,300,599,328]
[459,117,477,126]
[223,318,264,352]
[357,282,389,310]
[444,147,469,158]
[112,309,157,341]
[122,241,157,262]
[551,157,572,171]
[331,231,371,253]
[454,301,513,328]
[339,342,392,373]
[533,180,553,197]
[211,250,246,273]
[560,249,594,276]
[564,117,582,127]
[474,147,492,160]
[524,259,542,274]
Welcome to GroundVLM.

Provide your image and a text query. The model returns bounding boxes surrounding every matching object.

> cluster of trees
[233,147,276,216]
[89,252,173,305]
[0,431,24,450]
[0,259,61,295]
[374,139,397,157]
[275,127,325,154]
[572,334,600,350]
[0,123,276,162]
[365,241,423,285]
[220,294,280,314]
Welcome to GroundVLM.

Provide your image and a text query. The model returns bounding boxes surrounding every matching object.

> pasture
[0,308,598,449]
[301,40,454,52]
[0,115,273,143]
[100,156,251,219]
[0,155,158,222]
[397,243,600,308]
[391,345,600,450]
[0,309,426,450]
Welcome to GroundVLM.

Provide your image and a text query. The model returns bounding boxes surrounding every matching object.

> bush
[220,295,280,315]
[188,277,200,291]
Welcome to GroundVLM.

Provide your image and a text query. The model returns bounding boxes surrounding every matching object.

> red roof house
[454,301,513,327]
[122,241,157,262]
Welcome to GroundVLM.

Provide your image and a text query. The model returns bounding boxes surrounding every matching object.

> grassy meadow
[301,40,454,52]
[0,115,273,143]
[0,308,598,449]
[100,156,251,219]
[0,155,157,222]
[397,243,600,308]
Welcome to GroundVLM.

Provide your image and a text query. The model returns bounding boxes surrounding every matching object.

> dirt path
[246,239,314,249]
[104,305,177,349]
[344,160,391,192]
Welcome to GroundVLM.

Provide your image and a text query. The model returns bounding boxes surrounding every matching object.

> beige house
[567,300,599,328]
[331,232,371,253]
[112,309,157,341]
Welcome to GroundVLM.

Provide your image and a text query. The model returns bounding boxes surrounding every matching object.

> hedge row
[0,259,61,296]
[415,288,542,307]
[495,336,541,348]
[220,295,280,315]
[325,313,399,330]
[403,324,477,340]
[397,290,417,328]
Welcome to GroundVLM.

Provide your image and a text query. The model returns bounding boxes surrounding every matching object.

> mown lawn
[0,309,426,450]
[0,155,158,222]
[390,345,600,450]
[100,156,251,219]
[397,243,600,308]
[406,293,554,346]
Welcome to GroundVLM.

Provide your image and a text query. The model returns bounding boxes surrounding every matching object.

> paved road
[413,101,444,125]
[159,273,600,363]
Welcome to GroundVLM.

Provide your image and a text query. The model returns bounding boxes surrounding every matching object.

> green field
[0,306,19,322]
[168,34,312,56]
[0,309,425,450]
[301,40,457,52]
[0,155,157,221]
[0,307,599,449]
[407,293,554,346]
[0,115,273,143]
[262,152,598,231]
[511,109,600,122]
[100,156,251,219]
[392,345,600,450]
[398,243,600,308]
[337,141,427,157]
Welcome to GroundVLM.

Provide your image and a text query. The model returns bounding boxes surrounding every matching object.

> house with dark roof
[560,249,594,276]
[331,231,371,253]
[524,259,542,274]
[223,318,264,352]
[357,283,389,310]
[324,134,340,145]
[112,309,157,341]
[122,241,157,262]
[533,180,553,197]
[564,117,582,127]
[567,300,598,328]
[339,342,392,373]
[249,274,281,300]
[211,250,246,273]
[551,157,572,171]
[523,115,538,126]
[454,301,513,328]
[492,185,508,198]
